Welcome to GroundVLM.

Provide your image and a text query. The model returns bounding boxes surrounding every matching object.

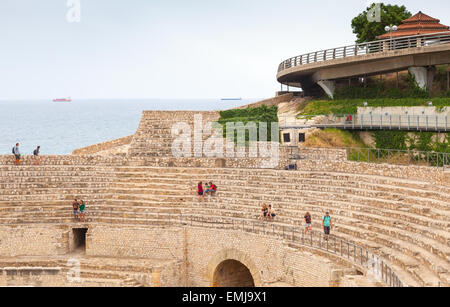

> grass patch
[218,105,279,142]
[304,128,367,148]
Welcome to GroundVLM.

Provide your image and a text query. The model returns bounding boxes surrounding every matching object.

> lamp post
[385,25,398,50]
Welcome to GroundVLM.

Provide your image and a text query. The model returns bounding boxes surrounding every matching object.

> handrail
[279,113,450,132]
[278,32,450,74]
[284,146,450,169]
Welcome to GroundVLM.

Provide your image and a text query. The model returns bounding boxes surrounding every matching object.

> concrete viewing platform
[277,32,450,97]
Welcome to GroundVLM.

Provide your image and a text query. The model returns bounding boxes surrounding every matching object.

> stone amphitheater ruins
[0,110,449,287]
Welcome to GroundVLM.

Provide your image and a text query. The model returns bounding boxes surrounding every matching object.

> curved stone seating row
[0,164,448,287]
[107,167,450,287]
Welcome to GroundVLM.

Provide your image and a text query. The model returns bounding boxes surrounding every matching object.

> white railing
[279,113,450,132]
[278,32,450,73]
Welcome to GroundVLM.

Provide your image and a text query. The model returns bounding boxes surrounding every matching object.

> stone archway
[206,249,262,287]
[213,259,255,287]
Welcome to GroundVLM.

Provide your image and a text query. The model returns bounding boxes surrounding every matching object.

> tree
[351,3,412,43]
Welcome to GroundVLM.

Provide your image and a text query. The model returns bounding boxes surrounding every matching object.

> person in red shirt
[205,182,217,196]
[197,182,204,201]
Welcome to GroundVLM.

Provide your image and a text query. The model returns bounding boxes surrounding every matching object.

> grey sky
[0,0,448,100]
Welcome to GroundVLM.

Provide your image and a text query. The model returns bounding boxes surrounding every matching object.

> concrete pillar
[317,80,336,99]
[409,67,428,90]
[409,66,436,92]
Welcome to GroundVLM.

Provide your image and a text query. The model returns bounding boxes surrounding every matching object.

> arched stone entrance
[206,249,262,287]
[213,260,255,287]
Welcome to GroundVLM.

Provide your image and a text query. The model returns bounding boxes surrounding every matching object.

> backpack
[33,149,38,156]
[12,147,15,154]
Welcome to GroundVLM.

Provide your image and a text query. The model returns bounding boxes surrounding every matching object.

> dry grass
[304,129,366,148]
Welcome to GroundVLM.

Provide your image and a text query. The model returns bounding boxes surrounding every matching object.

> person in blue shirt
[12,143,21,165]
[322,212,332,241]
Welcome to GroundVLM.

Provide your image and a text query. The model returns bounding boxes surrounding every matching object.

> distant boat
[53,97,72,102]
[221,98,242,101]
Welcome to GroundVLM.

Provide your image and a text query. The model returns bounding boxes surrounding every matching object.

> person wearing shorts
[197,182,204,201]
[304,212,312,234]
[72,199,79,220]
[322,212,332,241]
[13,143,21,165]
[259,204,268,220]
[267,205,276,221]
[79,200,86,222]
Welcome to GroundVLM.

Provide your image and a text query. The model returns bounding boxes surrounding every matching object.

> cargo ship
[221,98,242,101]
[53,97,72,102]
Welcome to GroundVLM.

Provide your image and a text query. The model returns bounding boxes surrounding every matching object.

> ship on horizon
[220,97,242,101]
[53,97,72,102]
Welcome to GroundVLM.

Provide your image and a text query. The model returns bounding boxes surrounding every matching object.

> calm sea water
[0,99,258,155]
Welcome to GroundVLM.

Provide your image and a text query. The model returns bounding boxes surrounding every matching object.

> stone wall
[284,147,348,161]
[0,267,66,287]
[297,159,449,185]
[129,111,220,158]
[0,225,68,257]
[84,224,343,287]
[72,135,133,156]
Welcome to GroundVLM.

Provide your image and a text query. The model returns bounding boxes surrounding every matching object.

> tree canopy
[351,3,412,43]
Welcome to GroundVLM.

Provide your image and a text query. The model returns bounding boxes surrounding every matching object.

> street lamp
[385,25,398,50]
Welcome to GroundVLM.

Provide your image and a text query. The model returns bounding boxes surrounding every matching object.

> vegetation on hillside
[297,98,450,116]
[219,105,279,142]
[304,129,366,148]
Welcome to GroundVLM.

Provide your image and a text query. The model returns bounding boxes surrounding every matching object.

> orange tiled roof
[377,11,450,39]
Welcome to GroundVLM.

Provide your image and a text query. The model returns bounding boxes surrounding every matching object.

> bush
[219,105,279,142]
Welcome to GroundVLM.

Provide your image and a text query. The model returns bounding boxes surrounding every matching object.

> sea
[0,99,259,155]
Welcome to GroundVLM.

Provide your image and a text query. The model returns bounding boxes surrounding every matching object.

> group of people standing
[72,199,87,222]
[258,206,333,240]
[304,211,333,241]
[197,181,217,200]
[12,143,41,165]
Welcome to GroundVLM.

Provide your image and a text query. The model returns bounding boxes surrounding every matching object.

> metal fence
[278,32,450,73]
[316,114,449,132]
[285,146,450,169]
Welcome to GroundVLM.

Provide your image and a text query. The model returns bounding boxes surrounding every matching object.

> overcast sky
[0,0,449,100]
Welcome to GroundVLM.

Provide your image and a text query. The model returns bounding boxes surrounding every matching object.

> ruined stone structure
[0,111,449,287]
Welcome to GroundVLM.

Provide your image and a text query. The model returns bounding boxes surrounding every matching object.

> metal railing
[278,32,450,73]
[284,146,450,169]
[91,212,404,287]
[279,114,450,132]
[178,214,403,287]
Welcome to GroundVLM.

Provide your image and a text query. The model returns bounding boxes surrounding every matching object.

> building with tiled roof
[377,11,450,39]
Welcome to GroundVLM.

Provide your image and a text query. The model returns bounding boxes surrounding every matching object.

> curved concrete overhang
[277,44,450,88]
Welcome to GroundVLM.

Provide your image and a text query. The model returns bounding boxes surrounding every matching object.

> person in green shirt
[79,200,86,222]
[322,212,332,241]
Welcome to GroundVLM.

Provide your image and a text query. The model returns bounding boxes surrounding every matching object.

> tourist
[197,182,204,201]
[205,181,217,196]
[72,199,80,220]
[79,200,86,222]
[322,211,332,241]
[267,205,276,221]
[259,204,268,220]
[33,146,41,165]
[12,143,21,165]
[304,212,312,234]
